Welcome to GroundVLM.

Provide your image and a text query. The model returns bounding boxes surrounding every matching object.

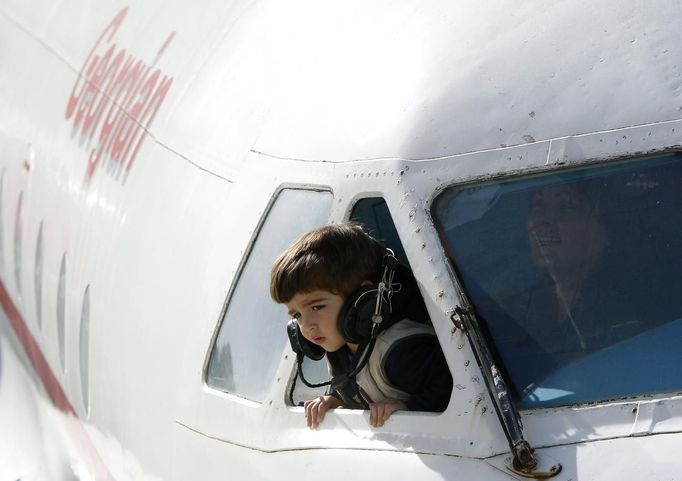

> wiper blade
[452,305,541,474]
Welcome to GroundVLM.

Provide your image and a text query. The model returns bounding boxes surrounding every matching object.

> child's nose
[298,315,314,330]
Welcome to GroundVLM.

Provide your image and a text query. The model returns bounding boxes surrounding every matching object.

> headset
[286,249,400,404]
[286,316,325,361]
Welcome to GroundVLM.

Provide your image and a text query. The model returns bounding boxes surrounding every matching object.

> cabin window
[433,153,682,408]
[35,221,44,329]
[80,285,91,416]
[57,253,67,371]
[206,188,333,402]
[14,191,23,300]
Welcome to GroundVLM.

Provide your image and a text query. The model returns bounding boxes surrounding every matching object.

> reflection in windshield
[433,154,682,408]
[526,182,610,353]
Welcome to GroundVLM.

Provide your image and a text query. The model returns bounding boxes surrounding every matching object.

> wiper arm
[452,305,559,477]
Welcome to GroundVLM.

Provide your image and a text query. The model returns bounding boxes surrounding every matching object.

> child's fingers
[309,402,322,428]
[369,400,406,427]
[313,402,327,427]
[304,400,314,427]
[305,397,329,429]
[370,403,387,427]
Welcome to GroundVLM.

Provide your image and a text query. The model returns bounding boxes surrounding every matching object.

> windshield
[433,153,682,408]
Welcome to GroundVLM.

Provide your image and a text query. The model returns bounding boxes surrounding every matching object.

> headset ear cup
[287,319,326,361]
[338,286,387,344]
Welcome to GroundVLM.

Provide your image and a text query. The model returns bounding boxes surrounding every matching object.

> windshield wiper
[452,305,560,477]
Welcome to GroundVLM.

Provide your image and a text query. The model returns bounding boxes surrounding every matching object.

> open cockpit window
[290,197,452,411]
[433,153,682,408]
[349,197,408,263]
[206,188,333,403]
[290,197,412,404]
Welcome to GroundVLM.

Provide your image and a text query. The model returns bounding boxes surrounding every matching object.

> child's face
[286,290,347,352]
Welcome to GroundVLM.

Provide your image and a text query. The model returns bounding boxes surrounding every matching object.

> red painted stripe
[0,278,116,480]
[0,279,76,414]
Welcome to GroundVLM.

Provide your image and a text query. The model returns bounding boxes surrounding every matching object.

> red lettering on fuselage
[66,7,175,183]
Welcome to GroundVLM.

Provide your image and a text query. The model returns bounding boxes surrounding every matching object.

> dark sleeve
[384,334,453,412]
[325,351,368,409]
[327,390,343,401]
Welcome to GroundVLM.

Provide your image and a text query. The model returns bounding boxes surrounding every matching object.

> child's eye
[311,304,325,311]
[291,313,301,320]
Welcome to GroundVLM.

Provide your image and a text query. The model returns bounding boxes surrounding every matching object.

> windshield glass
[433,153,682,408]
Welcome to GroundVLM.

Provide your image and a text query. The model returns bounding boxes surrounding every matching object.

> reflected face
[527,184,607,279]
[286,290,347,352]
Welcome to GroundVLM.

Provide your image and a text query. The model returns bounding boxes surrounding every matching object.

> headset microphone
[287,319,331,405]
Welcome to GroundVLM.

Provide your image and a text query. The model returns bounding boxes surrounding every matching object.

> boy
[270,222,453,428]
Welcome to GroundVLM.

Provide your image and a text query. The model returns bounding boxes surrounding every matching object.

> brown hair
[270,222,386,303]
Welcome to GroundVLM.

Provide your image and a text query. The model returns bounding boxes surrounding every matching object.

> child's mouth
[313,337,326,344]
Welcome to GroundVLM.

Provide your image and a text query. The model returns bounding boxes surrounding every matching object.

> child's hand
[369,398,407,427]
[304,395,344,429]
